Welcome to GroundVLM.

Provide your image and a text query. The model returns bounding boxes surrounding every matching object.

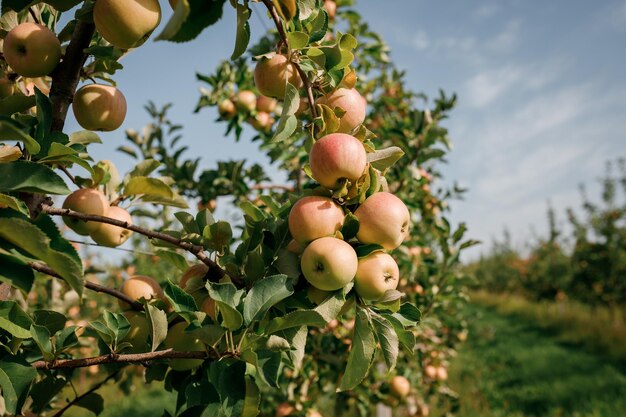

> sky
[60,0,626,258]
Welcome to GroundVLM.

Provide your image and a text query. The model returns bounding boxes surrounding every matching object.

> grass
[443,295,626,417]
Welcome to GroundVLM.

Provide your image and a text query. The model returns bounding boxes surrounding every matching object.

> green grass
[444,299,626,417]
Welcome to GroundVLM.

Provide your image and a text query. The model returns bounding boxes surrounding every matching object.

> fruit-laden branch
[32,349,214,370]
[49,21,95,132]
[51,371,119,417]
[259,0,318,119]
[40,205,244,286]
[28,261,144,311]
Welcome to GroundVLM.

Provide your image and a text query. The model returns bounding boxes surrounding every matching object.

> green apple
[389,375,410,399]
[90,206,133,247]
[301,237,357,291]
[254,53,302,98]
[93,0,161,49]
[118,275,165,310]
[288,196,344,244]
[309,133,367,189]
[72,84,127,131]
[62,188,110,235]
[354,252,399,300]
[234,90,256,112]
[3,23,61,77]
[164,322,205,371]
[355,192,410,250]
[317,88,366,133]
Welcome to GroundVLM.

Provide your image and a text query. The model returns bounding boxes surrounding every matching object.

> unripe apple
[163,322,205,371]
[234,90,256,112]
[424,365,437,379]
[436,366,448,381]
[254,54,302,98]
[288,196,344,244]
[355,192,410,250]
[301,237,357,291]
[317,88,366,133]
[62,188,110,235]
[90,206,133,247]
[118,275,165,310]
[307,285,331,305]
[354,252,399,300]
[122,311,150,353]
[256,95,277,113]
[93,0,161,49]
[218,98,236,119]
[46,0,83,11]
[200,296,217,321]
[179,264,209,290]
[389,375,410,399]
[248,111,274,132]
[309,133,367,189]
[3,23,61,77]
[72,84,127,131]
[323,0,336,19]
[276,402,295,417]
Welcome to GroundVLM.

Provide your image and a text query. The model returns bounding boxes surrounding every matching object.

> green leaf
[355,244,385,258]
[146,304,168,352]
[155,0,191,41]
[0,301,33,339]
[217,360,247,415]
[341,212,359,240]
[196,208,215,231]
[103,311,131,350]
[0,253,34,293]
[0,161,70,194]
[0,217,84,295]
[255,349,281,388]
[29,376,68,414]
[243,274,293,325]
[338,33,358,50]
[163,280,198,312]
[242,376,260,417]
[55,326,79,353]
[0,119,40,154]
[0,193,29,216]
[175,211,200,234]
[382,314,415,353]
[34,87,53,157]
[231,1,251,60]
[124,176,173,198]
[33,310,66,334]
[287,31,309,49]
[265,310,326,334]
[75,392,104,416]
[30,324,55,361]
[0,357,37,415]
[203,221,232,252]
[239,201,266,222]
[155,250,188,273]
[392,303,422,327]
[371,313,399,372]
[68,130,102,145]
[0,95,36,116]
[307,9,328,43]
[207,282,244,331]
[367,146,405,171]
[337,308,376,391]
[127,159,161,177]
[271,83,300,143]
[314,283,353,322]
[244,250,265,283]
[32,213,82,268]
[158,0,226,43]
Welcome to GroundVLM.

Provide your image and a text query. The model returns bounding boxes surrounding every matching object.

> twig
[60,166,80,187]
[28,261,144,310]
[259,0,318,119]
[32,349,213,370]
[52,371,119,417]
[28,7,41,24]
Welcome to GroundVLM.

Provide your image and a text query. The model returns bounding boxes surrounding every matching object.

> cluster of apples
[219,89,278,133]
[62,187,133,247]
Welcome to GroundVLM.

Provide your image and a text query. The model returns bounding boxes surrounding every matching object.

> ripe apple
[256,95,277,113]
[307,285,331,305]
[90,206,133,247]
[72,84,127,131]
[218,98,236,119]
[46,0,83,11]
[276,403,295,417]
[62,188,110,235]
[317,88,366,133]
[122,311,150,353]
[301,237,358,291]
[3,23,61,77]
[234,90,256,112]
[355,192,410,250]
[254,54,302,98]
[288,196,344,244]
[179,264,209,290]
[354,252,399,300]
[248,111,274,132]
[389,375,410,399]
[424,365,437,379]
[309,133,367,189]
[323,0,336,19]
[436,366,448,381]
[164,322,205,371]
[93,0,161,49]
[118,275,165,310]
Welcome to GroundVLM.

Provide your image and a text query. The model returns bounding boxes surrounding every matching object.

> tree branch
[32,349,213,370]
[52,371,119,417]
[28,261,144,311]
[259,0,318,119]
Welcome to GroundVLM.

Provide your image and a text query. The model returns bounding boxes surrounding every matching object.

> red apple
[355,192,410,250]
[276,403,295,417]
[93,0,161,49]
[234,90,256,112]
[73,84,127,131]
[62,188,110,236]
[323,0,336,19]
[3,23,61,77]
[354,252,399,300]
[317,88,366,133]
[218,98,236,119]
[309,133,367,189]
[256,95,277,113]
[301,237,357,291]
[254,53,302,98]
[288,196,344,244]
[248,111,274,132]
[89,206,133,247]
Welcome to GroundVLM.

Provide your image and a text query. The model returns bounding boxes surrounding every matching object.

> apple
[317,88,366,133]
[122,311,150,353]
[248,111,274,132]
[234,90,256,112]
[218,98,236,119]
[306,411,323,417]
[288,196,344,244]
[340,68,357,89]
[354,252,399,300]
[276,403,295,417]
[323,0,336,20]
[179,264,209,290]
[389,375,410,399]
[62,188,110,235]
[309,133,367,189]
[3,23,61,77]
[436,366,448,381]
[200,296,217,321]
[355,192,410,250]
[118,275,165,310]
[424,365,437,379]
[254,53,302,98]
[301,237,357,291]
[46,0,83,11]
[307,285,331,305]
[420,404,430,417]
[256,95,277,113]
[90,206,133,247]
[72,84,127,131]
[163,322,205,371]
[93,0,161,49]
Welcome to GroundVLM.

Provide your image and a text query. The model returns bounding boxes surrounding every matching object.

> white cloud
[473,4,499,19]
[412,30,430,50]
[465,66,523,107]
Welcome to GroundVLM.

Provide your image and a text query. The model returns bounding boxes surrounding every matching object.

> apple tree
[0,0,475,416]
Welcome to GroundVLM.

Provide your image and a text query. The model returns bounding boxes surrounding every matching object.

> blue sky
[61,0,626,257]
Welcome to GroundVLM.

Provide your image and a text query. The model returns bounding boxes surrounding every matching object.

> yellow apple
[288,196,344,244]
[118,275,165,310]
[389,375,410,399]
[164,322,205,371]
[317,88,366,133]
[354,252,399,300]
[3,23,61,77]
[309,133,367,189]
[62,188,110,235]
[90,206,133,247]
[93,0,161,49]
[72,84,127,131]
[355,192,410,250]
[254,53,302,98]
[301,237,357,291]
[218,98,236,119]
[234,90,256,112]
[424,365,437,379]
